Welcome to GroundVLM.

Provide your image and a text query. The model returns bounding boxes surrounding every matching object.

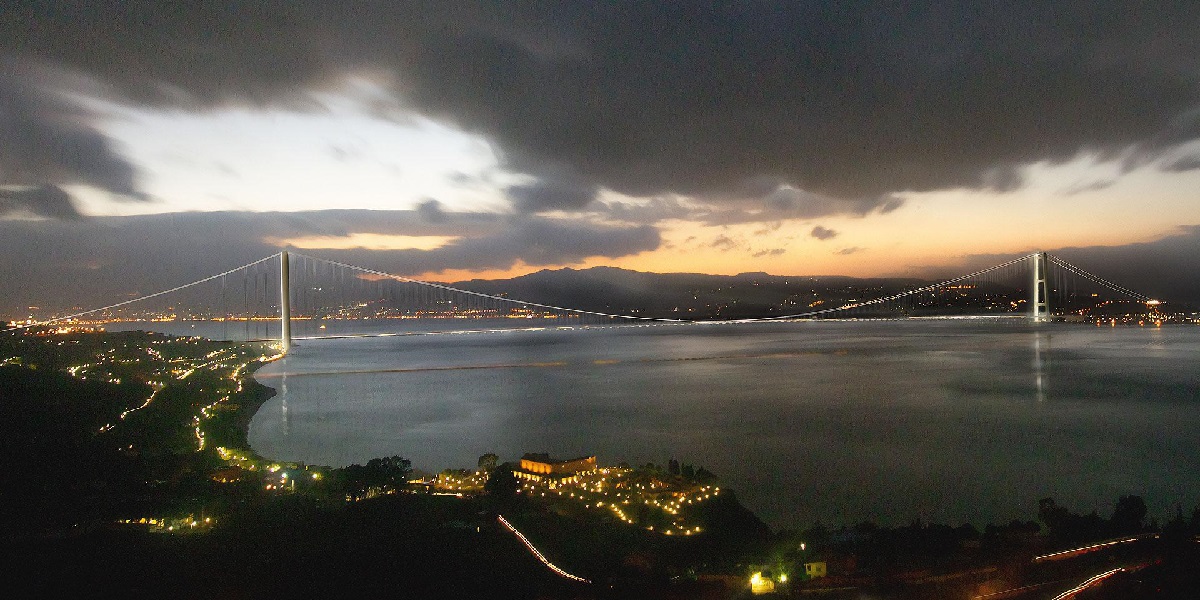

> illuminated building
[804,561,827,578]
[515,453,597,486]
[749,572,775,595]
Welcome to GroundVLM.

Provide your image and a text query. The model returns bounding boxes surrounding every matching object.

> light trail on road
[1032,534,1156,562]
[1049,568,1124,600]
[497,514,591,584]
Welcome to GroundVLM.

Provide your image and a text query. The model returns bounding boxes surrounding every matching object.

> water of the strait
[237,318,1200,531]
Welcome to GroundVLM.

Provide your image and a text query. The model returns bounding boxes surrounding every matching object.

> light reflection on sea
[241,319,1200,530]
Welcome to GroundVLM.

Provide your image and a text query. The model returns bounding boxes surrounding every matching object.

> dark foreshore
[2,329,1198,599]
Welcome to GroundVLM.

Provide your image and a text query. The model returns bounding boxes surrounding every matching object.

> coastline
[222,354,280,462]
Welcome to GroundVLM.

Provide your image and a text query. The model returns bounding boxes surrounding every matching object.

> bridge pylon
[1032,251,1050,322]
[280,250,292,353]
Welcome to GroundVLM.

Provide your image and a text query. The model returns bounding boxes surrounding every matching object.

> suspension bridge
[2,250,1164,351]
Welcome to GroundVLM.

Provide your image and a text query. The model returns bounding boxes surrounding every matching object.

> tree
[333,455,411,500]
[668,458,680,476]
[484,463,519,499]
[477,453,498,472]
[1038,497,1105,543]
[1109,495,1147,536]
[1038,497,1067,532]
[364,455,412,489]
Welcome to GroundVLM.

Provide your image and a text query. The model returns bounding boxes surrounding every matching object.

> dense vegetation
[2,329,1198,598]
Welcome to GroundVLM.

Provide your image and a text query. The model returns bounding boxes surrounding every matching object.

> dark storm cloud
[810,226,838,241]
[0,209,660,314]
[0,1,323,205]
[592,190,903,228]
[1060,179,1116,196]
[371,216,660,274]
[595,197,697,225]
[0,72,146,202]
[878,197,905,214]
[358,3,1200,207]
[753,187,904,222]
[1161,154,1200,173]
[506,169,600,213]
[0,184,79,219]
[415,199,448,223]
[5,2,1199,217]
[0,1,327,107]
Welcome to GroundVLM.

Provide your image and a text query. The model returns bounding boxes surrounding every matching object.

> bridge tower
[280,251,292,353]
[1032,251,1050,322]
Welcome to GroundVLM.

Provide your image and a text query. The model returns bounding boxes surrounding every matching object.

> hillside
[453,266,928,319]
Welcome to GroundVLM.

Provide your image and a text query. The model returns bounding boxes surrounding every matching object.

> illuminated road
[972,535,1160,600]
[1048,568,1126,600]
[1031,534,1157,562]
[496,514,591,584]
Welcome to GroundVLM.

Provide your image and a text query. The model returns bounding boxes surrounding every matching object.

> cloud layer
[3,3,1200,311]
[0,72,145,210]
[3,2,1198,214]
[0,209,660,314]
[4,207,1197,317]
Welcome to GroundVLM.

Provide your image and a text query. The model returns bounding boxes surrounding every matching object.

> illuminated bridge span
[2,250,1162,350]
[766,251,1152,321]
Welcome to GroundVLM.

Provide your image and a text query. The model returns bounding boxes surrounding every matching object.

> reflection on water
[280,367,289,437]
[1034,332,1047,403]
[245,320,1200,530]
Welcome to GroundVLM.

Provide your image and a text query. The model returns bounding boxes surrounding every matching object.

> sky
[2,2,1200,315]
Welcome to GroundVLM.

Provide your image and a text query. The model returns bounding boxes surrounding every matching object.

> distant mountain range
[452,266,931,320]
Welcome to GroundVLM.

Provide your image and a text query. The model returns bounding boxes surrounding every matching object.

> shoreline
[223,354,280,462]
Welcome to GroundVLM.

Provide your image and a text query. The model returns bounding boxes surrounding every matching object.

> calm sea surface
[231,319,1199,530]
